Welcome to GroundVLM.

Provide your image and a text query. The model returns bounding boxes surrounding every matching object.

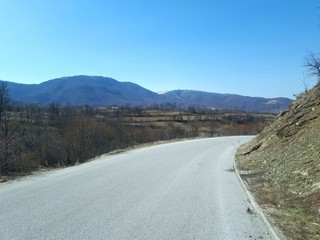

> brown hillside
[237,83,320,240]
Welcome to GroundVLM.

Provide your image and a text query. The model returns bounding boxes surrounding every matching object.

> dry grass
[236,83,320,240]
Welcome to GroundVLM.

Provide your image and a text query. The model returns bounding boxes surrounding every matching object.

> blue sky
[0,0,319,98]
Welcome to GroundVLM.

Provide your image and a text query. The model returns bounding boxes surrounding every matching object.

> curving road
[0,136,271,240]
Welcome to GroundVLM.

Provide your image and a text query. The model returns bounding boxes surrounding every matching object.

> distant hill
[160,90,292,113]
[3,75,292,112]
[6,76,158,106]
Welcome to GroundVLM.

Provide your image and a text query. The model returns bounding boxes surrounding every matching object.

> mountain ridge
[2,75,292,112]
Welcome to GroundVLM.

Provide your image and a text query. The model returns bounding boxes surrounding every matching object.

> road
[0,136,271,240]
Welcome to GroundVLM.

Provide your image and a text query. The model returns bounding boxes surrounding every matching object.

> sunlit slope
[3,75,292,112]
[237,83,320,239]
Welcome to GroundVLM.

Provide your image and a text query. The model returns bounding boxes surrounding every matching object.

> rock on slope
[237,83,320,240]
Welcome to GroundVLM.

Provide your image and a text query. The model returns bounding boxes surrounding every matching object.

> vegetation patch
[0,81,274,177]
[237,83,320,240]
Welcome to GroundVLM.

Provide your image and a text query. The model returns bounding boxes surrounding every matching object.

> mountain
[6,76,158,106]
[3,75,292,112]
[236,83,320,239]
[160,90,292,112]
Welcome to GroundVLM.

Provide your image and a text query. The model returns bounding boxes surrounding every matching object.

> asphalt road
[0,136,271,240]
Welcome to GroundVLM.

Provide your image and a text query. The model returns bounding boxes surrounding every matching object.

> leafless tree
[65,115,97,163]
[0,82,21,174]
[305,52,320,82]
[0,81,10,120]
[302,73,310,93]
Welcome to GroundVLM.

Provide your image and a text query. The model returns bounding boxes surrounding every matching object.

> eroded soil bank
[237,83,320,240]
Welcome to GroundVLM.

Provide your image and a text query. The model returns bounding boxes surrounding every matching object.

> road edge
[233,161,285,240]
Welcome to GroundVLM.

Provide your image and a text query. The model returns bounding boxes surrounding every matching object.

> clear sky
[0,0,319,98]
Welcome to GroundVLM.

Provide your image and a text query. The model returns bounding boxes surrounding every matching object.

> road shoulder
[234,161,286,240]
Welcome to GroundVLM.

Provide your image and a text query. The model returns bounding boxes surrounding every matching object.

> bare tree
[302,73,310,93]
[0,82,21,174]
[0,81,10,120]
[65,115,97,163]
[305,52,320,82]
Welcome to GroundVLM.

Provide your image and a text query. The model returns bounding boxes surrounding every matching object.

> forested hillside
[4,75,292,112]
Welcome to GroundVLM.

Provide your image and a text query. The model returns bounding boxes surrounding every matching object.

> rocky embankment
[237,83,320,240]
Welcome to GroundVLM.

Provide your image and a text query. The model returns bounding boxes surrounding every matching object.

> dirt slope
[237,83,320,240]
